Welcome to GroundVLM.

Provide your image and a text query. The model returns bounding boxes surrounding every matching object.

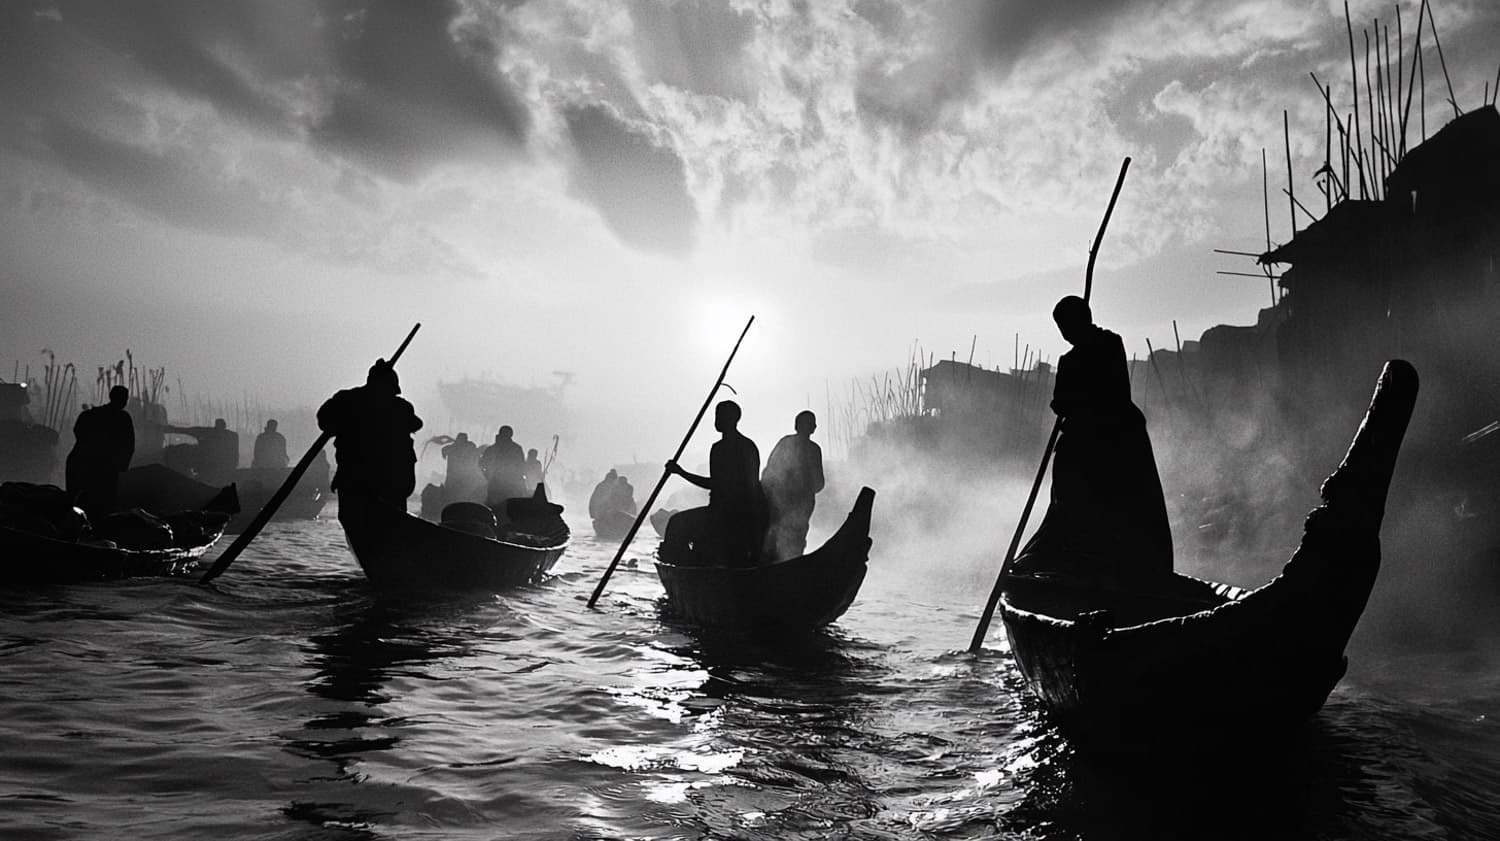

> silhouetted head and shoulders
[317,359,423,438]
[1050,296,1131,420]
[443,431,472,453]
[252,418,289,469]
[73,385,135,462]
[711,400,757,456]
[483,425,524,461]
[665,400,760,501]
[765,409,825,498]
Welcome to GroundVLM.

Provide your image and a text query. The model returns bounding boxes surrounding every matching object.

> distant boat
[116,464,240,521]
[592,509,636,541]
[997,360,1417,753]
[230,466,328,527]
[117,463,327,532]
[654,487,875,636]
[339,485,570,592]
[649,508,676,538]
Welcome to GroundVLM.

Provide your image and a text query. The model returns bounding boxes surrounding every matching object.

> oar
[199,323,421,584]
[968,157,1130,653]
[587,315,755,608]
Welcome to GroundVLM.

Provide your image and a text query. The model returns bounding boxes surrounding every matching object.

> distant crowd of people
[437,426,549,509]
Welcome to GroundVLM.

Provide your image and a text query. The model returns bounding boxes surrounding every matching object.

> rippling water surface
[3,502,1498,840]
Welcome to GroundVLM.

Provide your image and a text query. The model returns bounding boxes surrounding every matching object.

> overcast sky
[2,0,1497,468]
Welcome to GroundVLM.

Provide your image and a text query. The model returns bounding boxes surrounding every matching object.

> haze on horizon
[2,0,1497,472]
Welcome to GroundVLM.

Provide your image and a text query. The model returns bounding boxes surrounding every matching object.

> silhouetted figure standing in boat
[480,425,526,506]
[66,385,135,519]
[167,418,240,485]
[441,432,484,503]
[762,410,826,562]
[252,419,289,470]
[1025,295,1172,577]
[664,400,767,567]
[317,359,423,509]
[524,447,544,494]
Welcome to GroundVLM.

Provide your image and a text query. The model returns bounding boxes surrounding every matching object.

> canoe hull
[1,523,225,586]
[339,498,568,592]
[592,510,636,541]
[655,487,874,636]
[998,360,1417,753]
[999,574,1346,750]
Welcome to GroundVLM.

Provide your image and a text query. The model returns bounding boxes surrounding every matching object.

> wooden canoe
[337,491,570,592]
[997,360,1418,753]
[654,487,875,636]
[1,516,229,586]
[592,509,636,540]
[231,466,328,528]
[117,463,240,519]
[649,508,676,538]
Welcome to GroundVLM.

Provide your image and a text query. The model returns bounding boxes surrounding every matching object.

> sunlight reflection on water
[0,510,1497,839]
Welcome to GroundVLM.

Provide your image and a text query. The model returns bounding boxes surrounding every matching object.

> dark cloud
[964,0,1150,70]
[0,0,530,180]
[627,0,756,100]
[854,0,1151,137]
[852,0,905,37]
[313,0,530,176]
[31,117,283,239]
[563,104,697,256]
[855,55,974,138]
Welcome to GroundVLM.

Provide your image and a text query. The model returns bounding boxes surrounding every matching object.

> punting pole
[586,315,755,609]
[968,156,1130,654]
[199,323,421,585]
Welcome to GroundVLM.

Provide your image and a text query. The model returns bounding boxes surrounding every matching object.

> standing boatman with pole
[316,359,424,510]
[969,158,1135,652]
[199,324,420,585]
[1016,295,1172,579]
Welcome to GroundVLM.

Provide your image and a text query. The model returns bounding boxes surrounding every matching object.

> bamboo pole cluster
[30,350,78,432]
[1312,0,1461,207]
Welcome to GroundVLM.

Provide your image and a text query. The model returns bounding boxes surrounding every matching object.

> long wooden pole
[586,315,755,608]
[199,323,421,584]
[968,156,1130,653]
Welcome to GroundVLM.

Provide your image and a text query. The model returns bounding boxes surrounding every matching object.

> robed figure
[440,432,485,503]
[761,410,825,562]
[66,385,135,519]
[1017,296,1172,578]
[317,359,423,509]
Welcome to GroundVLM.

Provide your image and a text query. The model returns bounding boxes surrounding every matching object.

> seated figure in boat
[1018,296,1172,579]
[66,385,135,519]
[480,425,527,507]
[440,432,485,503]
[317,359,423,509]
[663,400,768,567]
[252,419,289,470]
[589,469,619,520]
[761,410,826,562]
[611,475,637,516]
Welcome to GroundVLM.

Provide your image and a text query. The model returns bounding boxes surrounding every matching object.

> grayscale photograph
[1,1,1498,838]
